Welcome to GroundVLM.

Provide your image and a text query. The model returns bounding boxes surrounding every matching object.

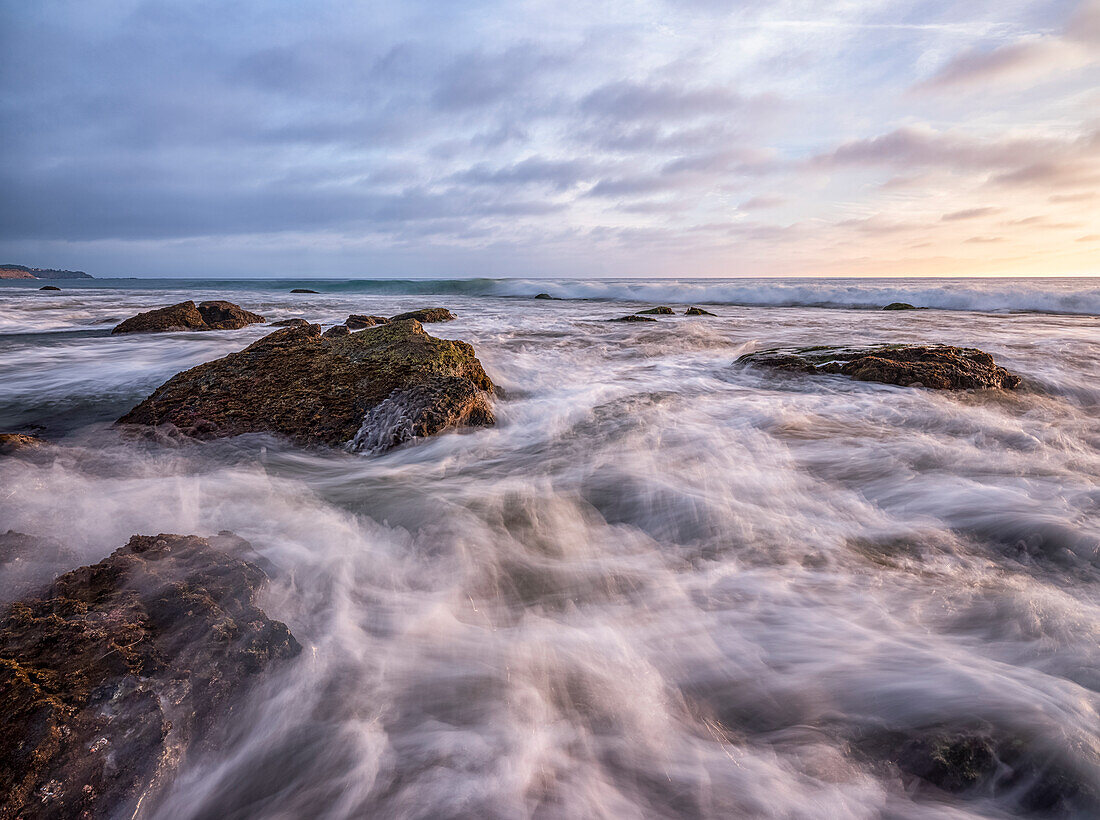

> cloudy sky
[2,0,1098,278]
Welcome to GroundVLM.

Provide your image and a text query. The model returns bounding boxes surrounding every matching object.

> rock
[854,726,1099,815]
[0,532,76,605]
[38,286,61,291]
[611,315,658,323]
[636,306,675,315]
[389,307,455,323]
[193,300,266,330]
[290,288,318,294]
[346,314,389,329]
[534,293,553,299]
[883,302,919,310]
[321,324,350,338]
[118,319,495,449]
[111,301,265,334]
[685,307,716,316]
[0,434,45,456]
[270,318,310,327]
[0,533,299,820]
[737,344,1021,390]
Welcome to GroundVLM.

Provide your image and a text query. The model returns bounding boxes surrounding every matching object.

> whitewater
[1,277,1098,818]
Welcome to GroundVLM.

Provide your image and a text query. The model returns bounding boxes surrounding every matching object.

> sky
[1,0,1098,278]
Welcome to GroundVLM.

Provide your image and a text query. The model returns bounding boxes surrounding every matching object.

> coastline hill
[0,263,92,280]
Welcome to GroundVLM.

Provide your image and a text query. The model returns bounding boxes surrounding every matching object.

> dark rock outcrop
[854,725,1098,816]
[883,302,919,310]
[0,434,45,456]
[321,325,350,338]
[289,288,318,294]
[611,315,658,323]
[0,532,75,605]
[534,293,555,300]
[271,318,310,328]
[38,286,61,292]
[389,307,455,323]
[0,533,299,820]
[737,345,1021,389]
[111,301,265,335]
[118,319,495,449]
[346,314,389,329]
[636,306,674,315]
[685,307,716,316]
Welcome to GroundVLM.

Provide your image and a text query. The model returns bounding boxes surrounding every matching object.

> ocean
[1,276,1098,817]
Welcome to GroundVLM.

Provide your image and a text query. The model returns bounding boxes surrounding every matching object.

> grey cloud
[452,157,601,191]
[941,206,1000,221]
[739,195,786,210]
[579,81,777,123]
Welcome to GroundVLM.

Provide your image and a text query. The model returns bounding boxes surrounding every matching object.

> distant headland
[0,263,93,280]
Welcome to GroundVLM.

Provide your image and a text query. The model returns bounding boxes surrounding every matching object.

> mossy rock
[636,306,675,315]
[111,301,265,334]
[0,533,299,819]
[737,344,1020,389]
[883,302,919,310]
[611,315,658,323]
[389,307,455,323]
[118,319,495,449]
[685,306,716,316]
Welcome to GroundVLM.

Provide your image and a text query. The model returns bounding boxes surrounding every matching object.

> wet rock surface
[853,725,1099,815]
[346,314,389,329]
[883,302,920,310]
[270,318,310,328]
[111,301,265,334]
[118,319,495,448]
[684,306,716,316]
[611,314,658,323]
[0,533,299,820]
[289,288,318,294]
[389,307,455,323]
[636,306,675,315]
[737,344,1021,389]
[38,286,61,292]
[0,434,45,456]
[0,532,75,605]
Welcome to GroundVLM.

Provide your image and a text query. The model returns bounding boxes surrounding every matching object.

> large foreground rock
[118,319,495,450]
[0,533,299,819]
[111,301,265,334]
[737,344,1021,389]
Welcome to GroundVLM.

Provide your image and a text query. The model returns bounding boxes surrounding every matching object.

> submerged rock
[346,314,389,329]
[118,319,495,449]
[611,314,658,323]
[737,344,1020,390]
[0,531,76,604]
[883,302,919,310]
[290,288,318,294]
[534,293,555,300]
[0,533,299,820]
[111,301,265,334]
[38,285,61,291]
[684,306,716,316]
[0,434,45,455]
[636,306,675,315]
[854,725,1099,815]
[389,307,455,323]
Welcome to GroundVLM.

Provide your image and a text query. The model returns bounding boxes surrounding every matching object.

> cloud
[941,207,1000,221]
[915,38,1089,91]
[740,195,786,210]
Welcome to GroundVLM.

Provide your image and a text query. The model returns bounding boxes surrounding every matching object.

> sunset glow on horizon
[1,0,1098,278]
